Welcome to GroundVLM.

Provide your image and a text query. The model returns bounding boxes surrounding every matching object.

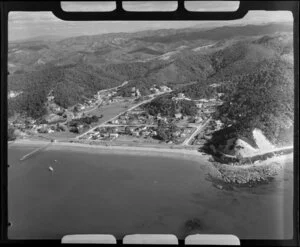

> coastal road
[219,145,294,159]
[76,91,170,139]
[182,117,212,146]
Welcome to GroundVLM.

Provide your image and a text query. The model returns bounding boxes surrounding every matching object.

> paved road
[99,124,157,128]
[76,91,170,139]
[220,145,294,159]
[182,118,211,146]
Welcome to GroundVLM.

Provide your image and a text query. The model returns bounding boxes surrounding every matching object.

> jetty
[19,142,52,161]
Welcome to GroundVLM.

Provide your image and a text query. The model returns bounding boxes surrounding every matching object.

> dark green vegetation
[8,64,120,118]
[212,58,294,147]
[175,81,217,100]
[143,94,198,118]
[8,127,17,141]
[156,121,179,142]
[68,115,99,128]
[184,218,203,232]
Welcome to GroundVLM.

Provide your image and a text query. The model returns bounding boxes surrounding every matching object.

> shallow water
[8,144,293,240]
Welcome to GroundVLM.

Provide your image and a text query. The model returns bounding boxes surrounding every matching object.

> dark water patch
[231,198,241,206]
[183,218,204,235]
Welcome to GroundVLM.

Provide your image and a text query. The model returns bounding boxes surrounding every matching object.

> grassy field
[87,101,135,124]
[34,132,78,141]
[117,134,162,144]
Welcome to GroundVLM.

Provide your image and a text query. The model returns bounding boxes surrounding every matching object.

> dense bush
[143,95,198,118]
[68,115,99,127]
[175,82,217,100]
[8,127,16,141]
[156,120,179,142]
[8,63,122,119]
[215,58,294,145]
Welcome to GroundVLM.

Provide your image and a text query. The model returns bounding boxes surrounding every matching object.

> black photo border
[0,1,299,246]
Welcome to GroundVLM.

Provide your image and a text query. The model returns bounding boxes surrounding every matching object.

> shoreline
[10,139,212,165]
[10,139,293,186]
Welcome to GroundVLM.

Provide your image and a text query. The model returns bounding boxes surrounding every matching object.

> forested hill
[214,58,294,146]
[8,22,293,122]
[135,22,292,43]
[8,63,121,118]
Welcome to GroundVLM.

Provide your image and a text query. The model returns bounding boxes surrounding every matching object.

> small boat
[48,166,54,172]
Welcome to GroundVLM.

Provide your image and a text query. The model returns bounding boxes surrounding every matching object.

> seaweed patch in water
[184,218,203,232]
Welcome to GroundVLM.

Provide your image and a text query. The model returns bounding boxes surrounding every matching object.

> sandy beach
[11,139,211,164]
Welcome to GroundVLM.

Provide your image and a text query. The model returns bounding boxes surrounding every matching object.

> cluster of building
[82,125,158,141]
[9,118,67,135]
[169,127,194,144]
[109,108,156,125]
[81,124,195,145]
[150,85,172,94]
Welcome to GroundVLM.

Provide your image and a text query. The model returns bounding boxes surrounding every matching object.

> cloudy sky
[8,1,293,41]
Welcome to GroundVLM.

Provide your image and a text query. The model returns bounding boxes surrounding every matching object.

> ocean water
[8,144,293,240]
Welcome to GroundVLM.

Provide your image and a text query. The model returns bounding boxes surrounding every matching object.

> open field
[87,101,135,123]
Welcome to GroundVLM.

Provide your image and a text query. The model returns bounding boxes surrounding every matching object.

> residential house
[130,119,140,125]
[151,130,157,136]
[209,83,221,88]
[199,99,209,103]
[79,104,85,111]
[195,117,203,123]
[101,133,110,138]
[177,93,185,99]
[142,131,151,137]
[160,85,171,92]
[112,119,119,124]
[110,133,119,138]
[78,125,84,131]
[196,103,203,108]
[132,131,140,137]
[180,133,186,138]
[172,131,181,137]
[47,95,54,101]
[175,113,182,119]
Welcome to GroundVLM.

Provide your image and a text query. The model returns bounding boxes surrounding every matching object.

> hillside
[8,63,121,118]
[8,21,294,132]
[213,57,294,147]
